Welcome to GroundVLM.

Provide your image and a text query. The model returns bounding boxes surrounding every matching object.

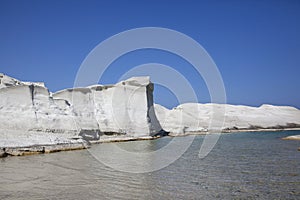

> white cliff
[0,74,163,149]
[0,73,45,89]
[1,73,300,154]
[155,103,300,135]
[52,76,162,137]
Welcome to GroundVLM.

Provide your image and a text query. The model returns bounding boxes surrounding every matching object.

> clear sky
[0,0,299,109]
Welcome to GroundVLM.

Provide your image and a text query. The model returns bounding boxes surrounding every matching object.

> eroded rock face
[0,84,77,132]
[88,77,162,136]
[155,103,300,135]
[0,73,163,137]
[2,72,299,141]
[0,73,45,89]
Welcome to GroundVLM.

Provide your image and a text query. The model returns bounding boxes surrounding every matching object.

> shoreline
[1,128,300,158]
[222,127,300,133]
[169,127,300,137]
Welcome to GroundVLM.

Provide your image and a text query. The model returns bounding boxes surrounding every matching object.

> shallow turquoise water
[0,131,299,199]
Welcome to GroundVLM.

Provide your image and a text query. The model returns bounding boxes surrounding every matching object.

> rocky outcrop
[52,76,162,137]
[282,135,300,141]
[0,73,44,89]
[0,74,164,148]
[1,73,300,155]
[155,103,300,135]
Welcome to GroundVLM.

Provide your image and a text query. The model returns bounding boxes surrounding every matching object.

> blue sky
[0,0,299,109]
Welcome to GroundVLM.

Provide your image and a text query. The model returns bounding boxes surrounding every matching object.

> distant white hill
[154,103,300,136]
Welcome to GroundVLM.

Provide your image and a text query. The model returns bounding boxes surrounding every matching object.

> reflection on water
[0,131,300,199]
[90,135,195,173]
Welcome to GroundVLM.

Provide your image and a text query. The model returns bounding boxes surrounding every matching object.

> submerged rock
[282,135,300,141]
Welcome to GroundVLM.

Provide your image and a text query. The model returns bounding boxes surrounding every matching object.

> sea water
[0,131,299,199]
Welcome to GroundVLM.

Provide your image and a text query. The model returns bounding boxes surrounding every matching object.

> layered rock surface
[1,73,300,150]
[0,74,163,148]
[155,103,300,135]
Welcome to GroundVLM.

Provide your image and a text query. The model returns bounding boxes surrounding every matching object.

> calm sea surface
[0,131,300,199]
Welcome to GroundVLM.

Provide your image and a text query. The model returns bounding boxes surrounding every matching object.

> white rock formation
[282,135,300,141]
[0,82,77,132]
[52,76,162,137]
[0,73,44,89]
[155,103,300,135]
[0,73,22,89]
[0,73,163,148]
[1,73,300,149]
